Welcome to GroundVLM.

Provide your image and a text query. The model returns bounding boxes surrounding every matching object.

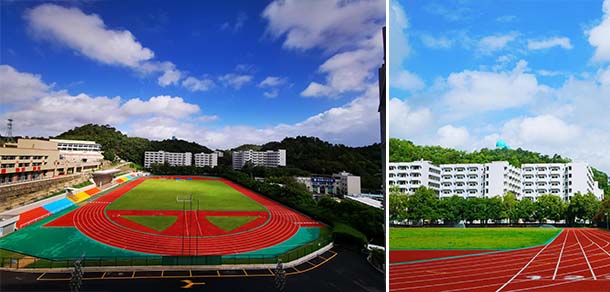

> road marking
[526,275,541,280]
[553,229,569,280]
[181,279,206,289]
[495,232,557,292]
[574,229,596,280]
[243,269,248,276]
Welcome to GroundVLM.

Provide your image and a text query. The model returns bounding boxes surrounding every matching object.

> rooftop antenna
[7,119,13,141]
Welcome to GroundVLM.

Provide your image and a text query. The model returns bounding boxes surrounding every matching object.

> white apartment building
[389,161,603,201]
[193,153,218,168]
[388,160,441,194]
[144,151,192,168]
[521,162,603,200]
[232,149,286,170]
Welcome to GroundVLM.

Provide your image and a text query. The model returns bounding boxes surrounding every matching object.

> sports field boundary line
[495,230,562,291]
[390,229,564,266]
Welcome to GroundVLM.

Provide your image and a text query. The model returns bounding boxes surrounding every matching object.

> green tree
[502,192,518,223]
[516,199,536,222]
[406,187,439,223]
[389,187,407,221]
[439,195,466,224]
[567,192,600,225]
[536,195,566,222]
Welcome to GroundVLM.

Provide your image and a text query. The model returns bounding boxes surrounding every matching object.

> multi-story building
[232,149,286,170]
[0,139,101,185]
[333,171,361,196]
[295,177,337,195]
[521,162,603,200]
[295,171,361,196]
[144,151,192,168]
[50,139,104,163]
[388,160,441,194]
[389,161,604,201]
[193,153,218,168]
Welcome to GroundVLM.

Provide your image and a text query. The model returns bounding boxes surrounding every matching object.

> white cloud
[437,125,470,148]
[496,15,517,23]
[390,0,410,68]
[25,4,154,68]
[502,115,581,146]
[182,76,214,92]
[258,76,286,87]
[420,34,453,49]
[599,66,610,85]
[197,115,219,122]
[477,32,518,54]
[121,96,200,118]
[218,73,253,89]
[158,69,182,87]
[221,12,247,32]
[389,98,433,139]
[443,60,548,112]
[301,41,381,97]
[390,71,425,92]
[263,89,279,98]
[527,37,573,50]
[262,0,384,52]
[0,65,50,103]
[129,85,382,149]
[588,0,610,62]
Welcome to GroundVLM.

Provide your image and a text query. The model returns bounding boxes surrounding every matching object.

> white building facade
[388,160,441,194]
[389,160,603,200]
[193,153,218,168]
[50,139,104,163]
[333,171,362,196]
[232,149,286,170]
[144,151,192,168]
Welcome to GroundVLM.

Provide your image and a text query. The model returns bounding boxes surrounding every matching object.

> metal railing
[0,236,332,269]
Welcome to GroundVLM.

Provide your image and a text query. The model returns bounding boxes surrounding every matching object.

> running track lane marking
[552,229,569,280]
[495,230,559,292]
[579,229,610,257]
[574,228,597,280]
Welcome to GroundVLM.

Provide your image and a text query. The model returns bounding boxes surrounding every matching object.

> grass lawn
[107,180,266,211]
[0,248,25,260]
[390,228,561,250]
[207,216,257,231]
[122,215,177,231]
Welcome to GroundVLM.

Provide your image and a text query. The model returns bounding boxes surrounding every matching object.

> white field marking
[526,275,541,280]
[574,229,596,280]
[578,229,610,257]
[495,230,560,292]
[564,275,584,280]
[553,229,569,280]
[390,250,567,284]
[183,208,189,237]
[584,229,610,249]
[194,210,203,237]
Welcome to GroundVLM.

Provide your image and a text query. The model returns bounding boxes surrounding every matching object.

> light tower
[7,119,13,141]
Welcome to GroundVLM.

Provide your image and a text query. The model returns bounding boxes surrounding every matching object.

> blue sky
[0,0,385,149]
[390,0,610,173]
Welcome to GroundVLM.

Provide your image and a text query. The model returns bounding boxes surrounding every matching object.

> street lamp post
[606,212,608,231]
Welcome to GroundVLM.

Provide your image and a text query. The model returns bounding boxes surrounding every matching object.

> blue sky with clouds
[0,0,385,149]
[390,0,610,173]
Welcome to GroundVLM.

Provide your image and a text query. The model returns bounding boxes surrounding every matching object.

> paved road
[1,247,384,292]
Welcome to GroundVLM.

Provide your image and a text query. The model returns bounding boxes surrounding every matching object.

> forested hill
[55,124,212,164]
[260,136,382,192]
[390,138,610,197]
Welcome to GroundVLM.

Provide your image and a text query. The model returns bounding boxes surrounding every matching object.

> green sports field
[107,179,266,211]
[390,228,561,250]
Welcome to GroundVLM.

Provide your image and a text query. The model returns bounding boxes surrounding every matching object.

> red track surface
[53,176,322,256]
[390,228,610,291]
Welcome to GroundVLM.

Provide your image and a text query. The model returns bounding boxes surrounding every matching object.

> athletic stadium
[0,175,330,268]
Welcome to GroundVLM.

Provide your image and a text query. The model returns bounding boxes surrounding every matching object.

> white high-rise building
[388,160,441,194]
[232,149,286,170]
[333,171,361,196]
[144,151,192,168]
[193,153,218,168]
[389,161,603,201]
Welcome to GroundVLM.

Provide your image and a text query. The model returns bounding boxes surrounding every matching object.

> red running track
[389,228,610,292]
[64,176,322,256]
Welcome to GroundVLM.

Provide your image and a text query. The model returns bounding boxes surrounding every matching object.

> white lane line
[574,229,597,280]
[553,229,569,280]
[495,230,561,292]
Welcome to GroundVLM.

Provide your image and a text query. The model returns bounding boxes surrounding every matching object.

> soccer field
[390,227,561,250]
[107,179,266,211]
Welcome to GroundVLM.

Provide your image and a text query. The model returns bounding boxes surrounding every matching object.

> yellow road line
[243,269,248,276]
[36,273,46,280]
